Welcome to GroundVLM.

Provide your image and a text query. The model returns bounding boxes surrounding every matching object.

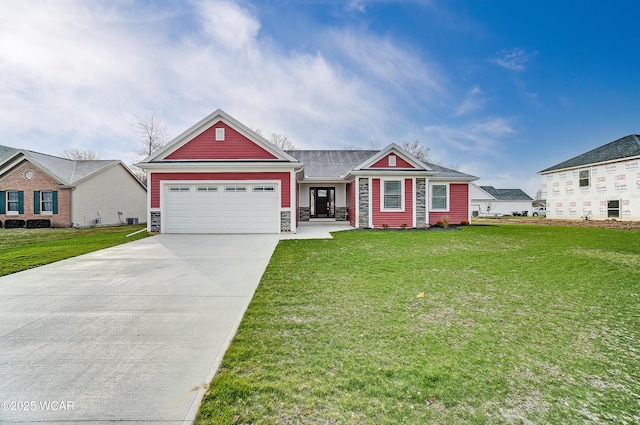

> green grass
[0,225,149,276]
[197,224,640,424]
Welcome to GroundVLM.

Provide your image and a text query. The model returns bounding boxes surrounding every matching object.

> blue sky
[1,1,638,196]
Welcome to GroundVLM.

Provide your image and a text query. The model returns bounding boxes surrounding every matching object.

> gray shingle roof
[540,134,640,173]
[285,150,378,178]
[0,145,120,185]
[426,162,477,180]
[480,186,533,201]
[285,149,477,180]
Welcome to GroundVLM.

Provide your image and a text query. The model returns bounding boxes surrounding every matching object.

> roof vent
[215,128,225,141]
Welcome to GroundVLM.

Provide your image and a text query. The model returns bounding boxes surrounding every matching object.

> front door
[310,187,335,218]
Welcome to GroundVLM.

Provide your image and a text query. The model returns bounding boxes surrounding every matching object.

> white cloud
[196,0,261,49]
[330,28,446,103]
[424,117,516,153]
[2,0,440,159]
[492,48,535,72]
[454,86,486,116]
[345,0,367,13]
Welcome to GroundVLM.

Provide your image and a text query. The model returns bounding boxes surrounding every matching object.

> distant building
[470,184,533,216]
[0,145,147,228]
[539,134,640,221]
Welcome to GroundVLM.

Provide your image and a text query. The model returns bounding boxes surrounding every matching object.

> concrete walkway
[0,234,279,424]
[280,221,354,240]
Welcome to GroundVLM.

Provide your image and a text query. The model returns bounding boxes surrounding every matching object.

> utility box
[127,218,139,225]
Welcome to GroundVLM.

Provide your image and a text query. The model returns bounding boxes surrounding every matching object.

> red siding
[150,172,290,208]
[370,153,414,168]
[428,183,469,225]
[347,181,356,227]
[164,122,277,160]
[371,178,413,228]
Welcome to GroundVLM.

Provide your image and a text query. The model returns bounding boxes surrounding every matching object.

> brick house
[0,146,147,228]
[138,109,478,233]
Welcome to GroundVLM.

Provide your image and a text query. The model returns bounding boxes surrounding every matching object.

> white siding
[72,164,147,227]
[541,158,640,220]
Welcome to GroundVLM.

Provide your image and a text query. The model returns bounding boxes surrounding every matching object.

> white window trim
[430,183,449,212]
[579,169,590,187]
[380,178,405,212]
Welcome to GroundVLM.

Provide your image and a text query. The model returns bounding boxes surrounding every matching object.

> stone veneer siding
[358,177,369,228]
[416,178,427,228]
[299,207,310,221]
[280,210,291,232]
[335,207,347,221]
[150,211,161,232]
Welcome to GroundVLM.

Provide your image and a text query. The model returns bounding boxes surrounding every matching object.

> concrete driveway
[0,234,279,424]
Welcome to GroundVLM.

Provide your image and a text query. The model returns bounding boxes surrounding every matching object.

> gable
[163,121,278,161]
[369,153,415,169]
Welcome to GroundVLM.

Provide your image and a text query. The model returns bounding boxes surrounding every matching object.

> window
[382,180,402,210]
[225,186,246,192]
[7,191,20,213]
[197,186,218,192]
[431,184,448,210]
[169,186,190,192]
[41,191,54,213]
[215,128,225,141]
[579,170,590,187]
[253,186,275,192]
[388,155,396,166]
[607,200,620,218]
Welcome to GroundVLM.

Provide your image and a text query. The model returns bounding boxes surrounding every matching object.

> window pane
[384,180,401,195]
[41,191,53,211]
[7,191,19,211]
[432,185,447,209]
[432,185,446,196]
[385,195,400,208]
[432,197,446,209]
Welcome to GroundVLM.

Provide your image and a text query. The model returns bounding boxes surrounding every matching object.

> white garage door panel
[164,183,279,233]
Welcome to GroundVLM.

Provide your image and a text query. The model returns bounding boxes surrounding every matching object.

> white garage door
[164,183,279,233]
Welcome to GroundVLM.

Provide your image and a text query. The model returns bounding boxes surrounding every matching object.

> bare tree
[343,143,362,150]
[249,126,264,137]
[132,114,168,157]
[401,139,430,162]
[60,148,101,160]
[270,133,294,150]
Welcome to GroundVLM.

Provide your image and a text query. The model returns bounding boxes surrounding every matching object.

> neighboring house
[539,134,640,221]
[137,109,478,234]
[0,146,147,227]
[470,184,533,216]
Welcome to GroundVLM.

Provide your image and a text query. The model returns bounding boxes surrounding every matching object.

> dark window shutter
[18,191,24,214]
[52,191,58,214]
[34,191,40,214]
[0,191,5,214]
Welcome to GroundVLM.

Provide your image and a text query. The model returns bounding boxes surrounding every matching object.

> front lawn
[197,225,639,424]
[0,225,149,276]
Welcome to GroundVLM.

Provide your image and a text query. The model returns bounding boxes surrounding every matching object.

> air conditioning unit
[94,218,101,225]
[126,218,139,225]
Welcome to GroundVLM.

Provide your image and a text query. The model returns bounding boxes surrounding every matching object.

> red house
[138,109,478,233]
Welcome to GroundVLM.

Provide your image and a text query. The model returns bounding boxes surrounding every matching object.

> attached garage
[164,183,280,233]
